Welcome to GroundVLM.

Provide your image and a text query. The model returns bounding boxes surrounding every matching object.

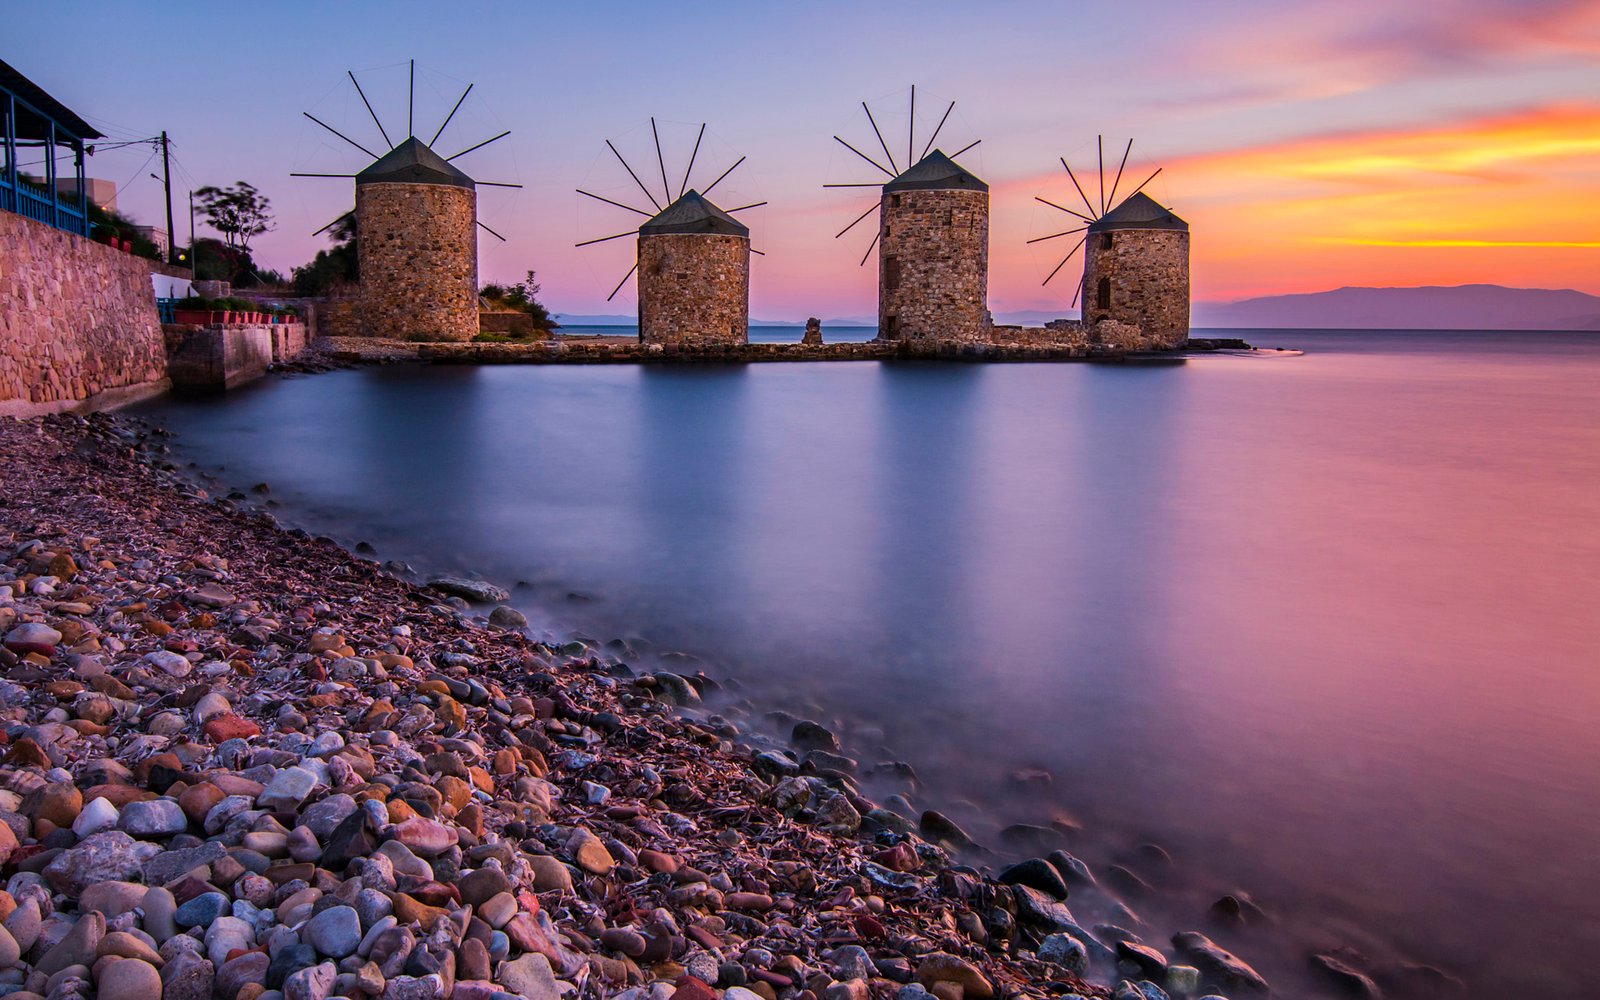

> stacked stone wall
[355,182,477,342]
[878,188,988,342]
[638,234,749,346]
[1083,229,1190,349]
[0,210,168,416]
[479,311,537,338]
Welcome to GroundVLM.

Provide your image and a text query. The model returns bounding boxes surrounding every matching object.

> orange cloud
[997,104,1600,303]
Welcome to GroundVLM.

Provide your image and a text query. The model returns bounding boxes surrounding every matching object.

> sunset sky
[12,0,1600,319]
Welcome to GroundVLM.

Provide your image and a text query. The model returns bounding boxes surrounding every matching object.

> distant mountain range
[1193,284,1600,330]
[557,285,1600,332]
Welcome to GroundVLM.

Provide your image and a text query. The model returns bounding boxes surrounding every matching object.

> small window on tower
[1097,277,1112,310]
[891,194,901,208]
[1101,233,1114,250]
[885,255,901,291]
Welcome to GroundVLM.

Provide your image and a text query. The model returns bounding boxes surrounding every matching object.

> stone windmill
[827,87,987,343]
[293,61,521,342]
[1032,137,1190,348]
[577,119,764,346]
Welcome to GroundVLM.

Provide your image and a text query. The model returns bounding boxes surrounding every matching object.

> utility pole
[160,131,177,265]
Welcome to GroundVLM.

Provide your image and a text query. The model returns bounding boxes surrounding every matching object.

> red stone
[854,913,887,940]
[203,713,260,742]
[671,977,717,1000]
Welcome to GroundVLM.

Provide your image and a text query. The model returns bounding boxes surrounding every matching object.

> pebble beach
[0,412,1278,1000]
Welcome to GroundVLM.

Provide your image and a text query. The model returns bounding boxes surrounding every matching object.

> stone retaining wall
[479,311,535,338]
[0,210,168,416]
[164,322,308,392]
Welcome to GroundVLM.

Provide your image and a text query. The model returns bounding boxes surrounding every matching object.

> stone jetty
[0,413,1265,1000]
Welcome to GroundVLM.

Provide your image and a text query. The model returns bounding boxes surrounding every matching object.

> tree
[480,270,556,333]
[291,212,357,296]
[195,181,274,252]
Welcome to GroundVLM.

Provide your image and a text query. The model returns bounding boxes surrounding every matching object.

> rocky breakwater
[0,413,1271,1000]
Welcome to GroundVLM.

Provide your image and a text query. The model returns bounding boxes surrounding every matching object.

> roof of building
[883,149,987,194]
[0,58,104,141]
[356,136,475,189]
[639,190,749,237]
[1087,191,1188,233]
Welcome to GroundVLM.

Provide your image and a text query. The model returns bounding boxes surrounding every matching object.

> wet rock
[914,954,993,1000]
[284,961,338,1000]
[99,958,163,1000]
[175,892,231,929]
[1117,940,1169,980]
[72,796,119,836]
[119,799,188,838]
[426,578,509,604]
[1310,953,1381,998]
[918,811,973,849]
[390,818,455,858]
[44,833,159,898]
[37,912,105,976]
[4,622,62,654]
[487,606,527,629]
[1046,850,1097,888]
[217,953,271,1000]
[161,952,216,1000]
[382,974,445,1000]
[999,858,1069,899]
[791,721,840,754]
[1038,933,1087,973]
[1172,932,1269,993]
[304,905,362,959]
[268,945,319,990]
[29,783,85,827]
[142,650,193,677]
[257,767,318,811]
[1107,864,1154,898]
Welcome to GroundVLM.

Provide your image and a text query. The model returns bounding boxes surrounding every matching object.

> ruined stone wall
[637,234,749,346]
[0,210,168,416]
[1082,229,1190,349]
[355,182,477,342]
[878,188,988,342]
[479,311,536,338]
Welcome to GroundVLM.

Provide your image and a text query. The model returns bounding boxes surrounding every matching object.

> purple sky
[11,0,1599,319]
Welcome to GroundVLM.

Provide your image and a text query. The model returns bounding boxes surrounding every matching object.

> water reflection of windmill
[576,119,763,346]
[1032,136,1190,348]
[291,61,521,342]
[826,86,988,342]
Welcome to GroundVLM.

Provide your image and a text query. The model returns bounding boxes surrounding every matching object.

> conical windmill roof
[356,136,475,189]
[639,190,749,237]
[883,149,987,193]
[1088,191,1187,232]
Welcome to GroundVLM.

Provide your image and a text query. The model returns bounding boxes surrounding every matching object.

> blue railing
[156,297,177,323]
[3,86,92,238]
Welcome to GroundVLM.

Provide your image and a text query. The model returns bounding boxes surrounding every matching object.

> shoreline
[303,337,1265,370]
[0,412,1286,1000]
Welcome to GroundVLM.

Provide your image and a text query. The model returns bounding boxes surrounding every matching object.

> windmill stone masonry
[877,150,989,342]
[353,137,479,343]
[637,190,750,346]
[1081,192,1189,349]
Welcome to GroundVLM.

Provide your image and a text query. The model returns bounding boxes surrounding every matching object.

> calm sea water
[137,330,1600,998]
[557,324,878,343]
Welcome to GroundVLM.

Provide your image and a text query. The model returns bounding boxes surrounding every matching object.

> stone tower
[1082,192,1190,349]
[877,150,988,342]
[354,137,478,342]
[637,190,750,347]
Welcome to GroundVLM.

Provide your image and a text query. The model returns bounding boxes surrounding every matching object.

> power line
[114,147,159,198]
